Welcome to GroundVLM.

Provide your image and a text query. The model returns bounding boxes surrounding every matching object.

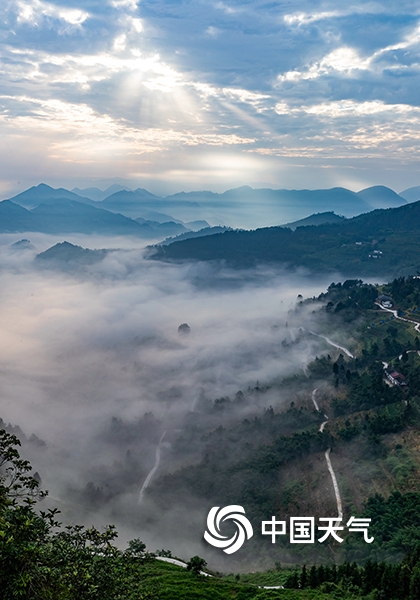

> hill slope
[98,189,203,221]
[282,211,345,230]
[152,199,420,277]
[0,199,156,236]
[71,184,131,201]
[0,200,38,231]
[400,185,420,203]
[356,185,406,209]
[35,241,108,266]
[30,199,155,235]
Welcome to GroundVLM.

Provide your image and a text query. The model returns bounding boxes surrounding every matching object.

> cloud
[283,5,383,27]
[278,47,372,82]
[205,26,221,37]
[2,231,372,567]
[278,16,420,83]
[214,2,241,16]
[0,236,336,543]
[16,0,89,28]
[0,91,256,195]
[110,0,138,11]
[1,0,420,190]
[275,98,420,118]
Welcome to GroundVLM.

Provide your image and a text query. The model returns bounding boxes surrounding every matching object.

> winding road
[308,331,354,520]
[312,389,343,520]
[376,302,420,388]
[139,431,167,505]
[309,331,354,358]
[376,302,420,333]
[311,304,420,520]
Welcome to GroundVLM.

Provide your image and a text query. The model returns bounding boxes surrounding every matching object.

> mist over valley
[0,223,344,565]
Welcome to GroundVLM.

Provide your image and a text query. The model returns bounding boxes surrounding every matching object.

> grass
[134,560,341,599]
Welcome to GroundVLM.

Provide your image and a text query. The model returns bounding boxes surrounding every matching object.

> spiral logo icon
[204,505,253,554]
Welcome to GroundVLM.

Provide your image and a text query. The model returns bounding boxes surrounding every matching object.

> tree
[300,564,308,589]
[0,429,124,599]
[186,555,207,576]
[0,429,45,507]
[125,538,146,557]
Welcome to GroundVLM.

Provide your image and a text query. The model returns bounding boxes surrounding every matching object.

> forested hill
[151,200,420,277]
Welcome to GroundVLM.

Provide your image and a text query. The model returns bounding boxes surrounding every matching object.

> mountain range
[152,198,420,278]
[0,198,155,236]
[0,185,209,237]
[165,184,405,213]
[1,182,415,232]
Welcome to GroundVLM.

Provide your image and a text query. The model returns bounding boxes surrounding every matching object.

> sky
[1,0,420,195]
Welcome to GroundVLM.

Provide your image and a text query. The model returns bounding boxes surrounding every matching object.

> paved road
[156,557,284,586]
[156,556,211,576]
[309,331,354,358]
[139,431,167,505]
[325,448,343,521]
[311,388,320,411]
[312,388,342,519]
[376,302,420,332]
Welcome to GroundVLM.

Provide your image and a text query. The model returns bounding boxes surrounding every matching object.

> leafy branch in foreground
[0,429,46,506]
[0,428,156,600]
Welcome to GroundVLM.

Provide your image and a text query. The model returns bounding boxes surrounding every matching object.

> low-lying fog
[0,232,348,567]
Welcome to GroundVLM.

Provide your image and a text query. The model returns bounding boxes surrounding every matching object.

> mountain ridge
[0,198,157,236]
[5,183,95,208]
[151,198,420,277]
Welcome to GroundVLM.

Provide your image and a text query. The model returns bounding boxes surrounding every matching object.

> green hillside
[5,277,420,598]
[152,200,420,277]
[0,430,354,599]
[281,212,346,230]
[140,278,420,567]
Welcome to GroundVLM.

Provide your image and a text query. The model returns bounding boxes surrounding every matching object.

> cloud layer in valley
[0,232,342,559]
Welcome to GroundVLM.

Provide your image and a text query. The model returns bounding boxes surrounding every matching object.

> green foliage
[153,205,420,277]
[5,272,420,597]
[125,537,147,557]
[284,554,420,600]
[0,429,46,507]
[186,555,207,575]
[0,428,346,599]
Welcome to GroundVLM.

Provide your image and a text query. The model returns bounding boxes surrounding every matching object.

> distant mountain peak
[34,183,54,190]
[356,185,405,209]
[399,185,420,203]
[5,184,93,209]
[71,184,131,202]
[227,185,253,192]
[9,238,36,251]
